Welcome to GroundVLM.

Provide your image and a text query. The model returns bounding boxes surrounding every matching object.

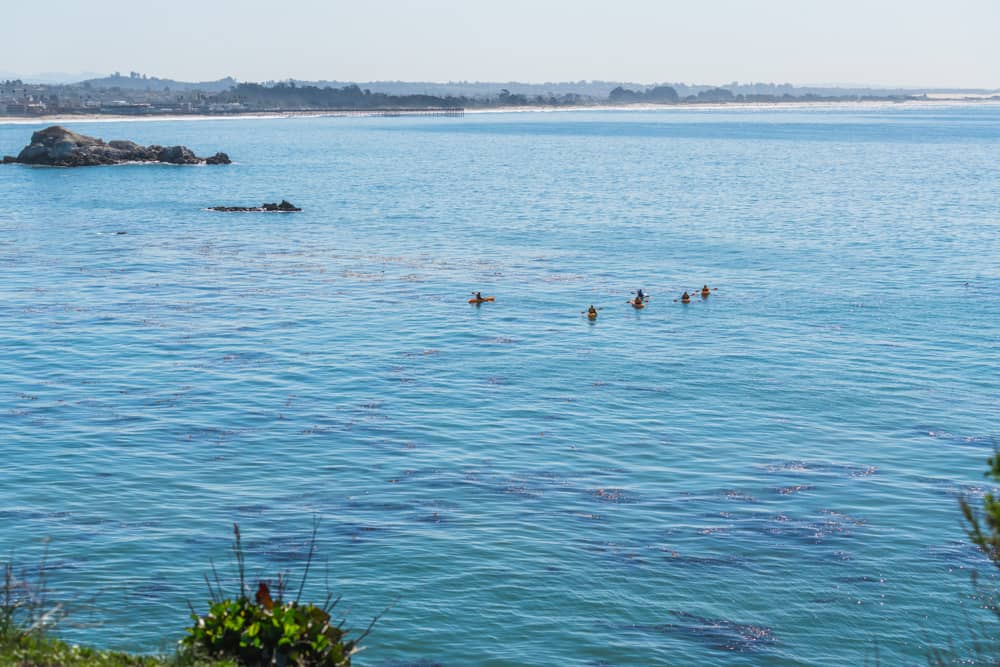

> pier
[252,107,466,118]
[364,107,465,117]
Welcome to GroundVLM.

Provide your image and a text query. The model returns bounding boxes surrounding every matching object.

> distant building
[208,102,245,112]
[101,101,153,114]
[3,101,47,115]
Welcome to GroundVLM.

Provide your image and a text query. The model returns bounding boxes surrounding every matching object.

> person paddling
[469,291,494,304]
[587,305,598,319]
[680,291,691,304]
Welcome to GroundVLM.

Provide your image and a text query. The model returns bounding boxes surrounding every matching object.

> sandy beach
[1,97,998,126]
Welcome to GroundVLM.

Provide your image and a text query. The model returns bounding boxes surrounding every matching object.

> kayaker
[700,285,711,298]
[637,288,646,303]
[588,305,598,319]
[474,291,483,301]
[681,292,691,304]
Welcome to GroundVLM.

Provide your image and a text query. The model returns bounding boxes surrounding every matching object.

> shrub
[184,596,356,667]
[927,453,1000,664]
[2,553,190,666]
[181,523,373,667]
[1,546,67,642]
[961,451,1000,570]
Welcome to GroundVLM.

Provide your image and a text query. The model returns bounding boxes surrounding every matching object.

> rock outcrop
[2,126,231,167]
[209,200,302,213]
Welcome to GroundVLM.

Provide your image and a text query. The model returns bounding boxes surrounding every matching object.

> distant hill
[0,71,105,84]
[277,79,999,99]
[36,71,999,99]
[80,72,238,92]
[2,72,995,117]
[285,80,661,98]
[3,68,997,98]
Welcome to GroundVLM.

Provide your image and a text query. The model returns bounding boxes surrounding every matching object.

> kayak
[469,296,495,304]
[587,312,598,320]
[630,299,645,309]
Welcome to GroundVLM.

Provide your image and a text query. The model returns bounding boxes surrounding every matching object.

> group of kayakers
[472,286,715,320]
[679,285,714,304]
[587,285,718,320]
[593,285,714,318]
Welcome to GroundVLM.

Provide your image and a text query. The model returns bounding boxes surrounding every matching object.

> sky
[3,0,999,88]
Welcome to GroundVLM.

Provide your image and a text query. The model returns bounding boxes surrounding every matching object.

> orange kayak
[630,299,645,309]
[469,296,495,304]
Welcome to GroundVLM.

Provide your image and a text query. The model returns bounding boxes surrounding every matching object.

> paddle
[630,291,650,303]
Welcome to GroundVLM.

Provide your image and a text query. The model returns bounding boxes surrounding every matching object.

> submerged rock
[209,200,302,213]
[1,126,231,167]
[204,152,231,165]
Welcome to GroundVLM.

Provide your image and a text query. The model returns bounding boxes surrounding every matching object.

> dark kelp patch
[632,611,776,652]
[759,460,877,479]
[589,487,638,504]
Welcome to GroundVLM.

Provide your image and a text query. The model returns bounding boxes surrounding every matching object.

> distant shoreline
[1,97,998,126]
[472,98,1000,114]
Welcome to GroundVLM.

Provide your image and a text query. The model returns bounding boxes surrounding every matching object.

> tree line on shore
[209,81,927,109]
[1,78,931,116]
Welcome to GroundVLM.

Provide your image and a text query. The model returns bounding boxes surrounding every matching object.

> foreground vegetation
[0,633,225,666]
[925,453,1000,665]
[0,560,198,665]
[1,524,371,667]
[8,461,1000,665]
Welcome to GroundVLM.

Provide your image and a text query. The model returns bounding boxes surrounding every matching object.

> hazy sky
[4,0,999,87]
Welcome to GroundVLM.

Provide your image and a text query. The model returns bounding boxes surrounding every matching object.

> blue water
[1,106,999,665]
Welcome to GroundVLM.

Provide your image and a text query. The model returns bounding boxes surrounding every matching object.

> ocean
[1,105,999,665]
